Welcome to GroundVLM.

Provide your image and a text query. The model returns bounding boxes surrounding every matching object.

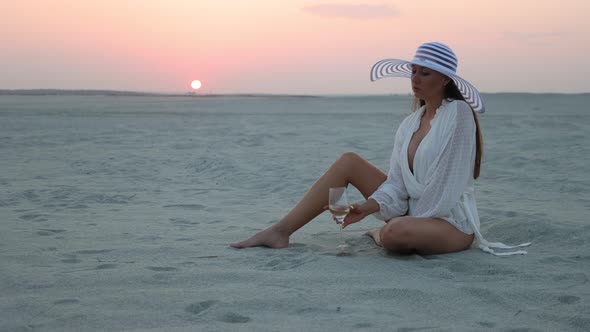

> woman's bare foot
[230,227,290,249]
[364,228,383,247]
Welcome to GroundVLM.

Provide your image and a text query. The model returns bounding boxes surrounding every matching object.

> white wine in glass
[329,187,350,249]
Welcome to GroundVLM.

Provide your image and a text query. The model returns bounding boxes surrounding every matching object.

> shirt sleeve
[412,101,476,218]
[369,123,409,220]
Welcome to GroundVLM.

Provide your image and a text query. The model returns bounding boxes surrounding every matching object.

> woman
[231,42,530,256]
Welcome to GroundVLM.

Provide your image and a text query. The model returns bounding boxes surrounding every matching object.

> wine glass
[329,187,350,250]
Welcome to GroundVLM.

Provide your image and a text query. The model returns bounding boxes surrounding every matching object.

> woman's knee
[331,152,362,176]
[380,218,414,252]
[337,151,362,165]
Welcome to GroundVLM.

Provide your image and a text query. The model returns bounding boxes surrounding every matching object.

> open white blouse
[369,99,530,256]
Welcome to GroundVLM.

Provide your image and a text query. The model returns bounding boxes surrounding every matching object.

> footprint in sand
[19,213,48,222]
[396,326,439,331]
[137,235,161,241]
[539,256,573,264]
[218,312,251,323]
[169,218,200,226]
[36,229,66,236]
[185,300,218,315]
[478,321,496,328]
[146,266,178,272]
[53,299,80,305]
[95,264,117,270]
[61,258,82,264]
[257,245,317,271]
[74,249,112,255]
[68,204,89,209]
[60,253,81,264]
[353,323,373,329]
[163,204,206,210]
[558,295,580,304]
[185,301,250,323]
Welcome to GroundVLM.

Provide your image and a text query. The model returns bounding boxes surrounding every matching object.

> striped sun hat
[371,42,485,113]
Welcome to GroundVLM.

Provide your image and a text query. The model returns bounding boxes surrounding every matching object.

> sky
[2,0,589,94]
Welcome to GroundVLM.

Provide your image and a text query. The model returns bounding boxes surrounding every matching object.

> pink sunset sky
[2,0,589,94]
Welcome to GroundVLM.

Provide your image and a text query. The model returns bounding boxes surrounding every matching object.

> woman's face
[411,65,449,101]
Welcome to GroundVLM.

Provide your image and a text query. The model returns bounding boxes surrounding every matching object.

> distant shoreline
[0,89,322,98]
[0,89,588,97]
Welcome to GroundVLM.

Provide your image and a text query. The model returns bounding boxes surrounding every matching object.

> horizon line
[1,88,589,97]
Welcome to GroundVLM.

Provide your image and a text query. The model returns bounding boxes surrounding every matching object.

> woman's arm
[367,121,410,221]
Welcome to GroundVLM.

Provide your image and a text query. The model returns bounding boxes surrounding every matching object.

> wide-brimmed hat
[370,42,485,113]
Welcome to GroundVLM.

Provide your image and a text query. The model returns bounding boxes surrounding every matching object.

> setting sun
[191,80,202,90]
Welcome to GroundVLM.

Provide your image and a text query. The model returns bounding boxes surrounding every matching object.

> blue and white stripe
[370,42,485,113]
[414,42,458,73]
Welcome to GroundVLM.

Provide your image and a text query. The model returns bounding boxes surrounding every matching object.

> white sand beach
[0,94,589,331]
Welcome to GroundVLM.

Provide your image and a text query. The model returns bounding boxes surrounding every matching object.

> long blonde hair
[412,81,483,179]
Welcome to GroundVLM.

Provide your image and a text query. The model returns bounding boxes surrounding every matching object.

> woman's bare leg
[370,216,474,255]
[230,152,387,248]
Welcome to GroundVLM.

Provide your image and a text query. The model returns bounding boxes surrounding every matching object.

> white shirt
[369,99,530,256]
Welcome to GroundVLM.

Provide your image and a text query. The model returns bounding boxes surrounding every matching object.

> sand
[0,94,589,331]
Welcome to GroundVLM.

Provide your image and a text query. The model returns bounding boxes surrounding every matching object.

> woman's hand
[342,203,374,228]
[325,199,380,229]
